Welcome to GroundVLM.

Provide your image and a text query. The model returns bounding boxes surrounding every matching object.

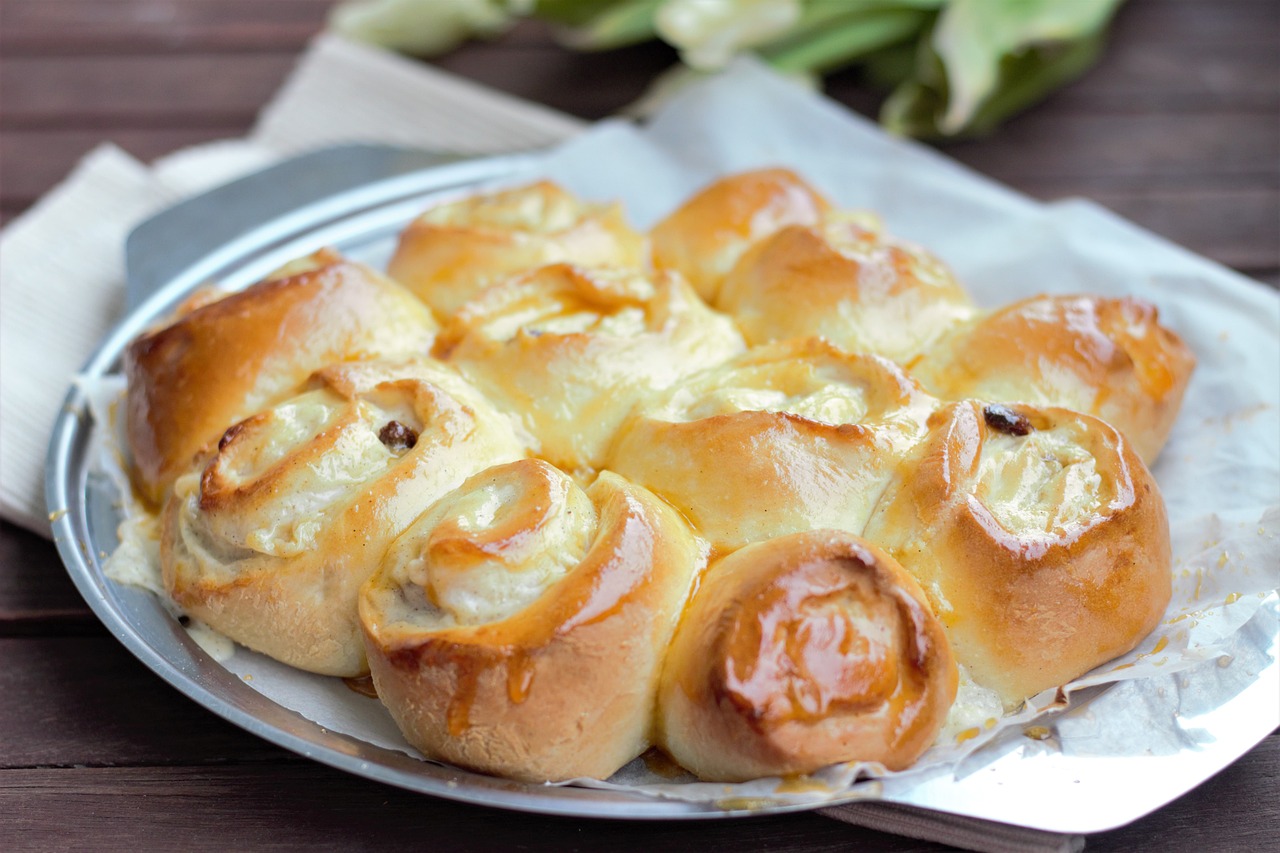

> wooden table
[2,1,1276,849]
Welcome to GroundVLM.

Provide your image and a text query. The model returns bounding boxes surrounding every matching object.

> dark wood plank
[1125,0,1278,41]
[1015,185,1280,272]
[0,3,570,55]
[0,54,300,129]
[0,0,331,55]
[943,112,1277,184]
[0,523,94,634]
[0,765,925,853]
[0,636,288,767]
[430,39,681,121]
[0,735,1274,852]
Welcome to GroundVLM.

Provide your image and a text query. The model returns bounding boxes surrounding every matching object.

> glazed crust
[717,219,975,363]
[607,338,937,553]
[125,249,438,505]
[434,263,744,474]
[862,400,1173,705]
[360,461,705,782]
[387,180,645,316]
[658,530,958,781]
[161,357,526,676]
[909,294,1195,464]
[649,168,830,303]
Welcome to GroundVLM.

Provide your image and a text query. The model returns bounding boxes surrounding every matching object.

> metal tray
[45,149,1279,828]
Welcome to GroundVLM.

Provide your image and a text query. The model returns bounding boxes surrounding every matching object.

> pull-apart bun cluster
[125,168,1194,784]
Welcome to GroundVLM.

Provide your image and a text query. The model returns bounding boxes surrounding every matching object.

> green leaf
[882,0,1126,138]
[329,0,513,55]
[962,27,1107,135]
[532,0,628,26]
[761,8,930,74]
[933,0,1126,134]
[553,0,664,50]
[860,40,924,89]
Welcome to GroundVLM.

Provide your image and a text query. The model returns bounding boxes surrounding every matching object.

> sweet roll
[657,530,958,781]
[862,400,1173,705]
[360,459,706,782]
[607,338,936,553]
[717,215,975,363]
[909,294,1195,463]
[387,180,645,316]
[160,357,527,676]
[125,249,438,505]
[648,168,831,303]
[434,263,745,474]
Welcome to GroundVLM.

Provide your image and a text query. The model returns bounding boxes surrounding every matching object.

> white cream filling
[977,430,1102,534]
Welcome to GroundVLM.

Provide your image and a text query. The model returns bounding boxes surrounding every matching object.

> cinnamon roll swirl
[649,168,831,303]
[717,216,975,363]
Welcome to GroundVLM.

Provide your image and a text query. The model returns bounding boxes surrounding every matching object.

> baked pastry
[360,459,705,782]
[161,357,527,676]
[717,216,976,363]
[387,180,646,316]
[607,337,936,553]
[658,530,958,781]
[649,168,831,303]
[125,249,438,505]
[434,262,745,474]
[909,294,1195,464]
[120,166,1193,786]
[862,400,1173,705]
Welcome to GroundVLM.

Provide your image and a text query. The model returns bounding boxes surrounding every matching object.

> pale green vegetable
[329,0,516,55]
[551,0,665,50]
[328,0,1129,139]
[883,0,1126,137]
[655,0,803,70]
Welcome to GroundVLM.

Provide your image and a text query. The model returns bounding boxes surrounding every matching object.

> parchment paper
[102,58,1280,808]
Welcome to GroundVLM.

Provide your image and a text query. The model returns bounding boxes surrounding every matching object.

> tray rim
[44,148,1280,828]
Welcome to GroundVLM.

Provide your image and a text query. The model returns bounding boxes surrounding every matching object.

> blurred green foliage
[330,0,1128,139]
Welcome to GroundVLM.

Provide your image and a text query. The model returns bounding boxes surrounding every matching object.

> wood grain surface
[1,0,1276,849]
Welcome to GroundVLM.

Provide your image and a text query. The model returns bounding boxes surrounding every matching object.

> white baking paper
[100,59,1280,812]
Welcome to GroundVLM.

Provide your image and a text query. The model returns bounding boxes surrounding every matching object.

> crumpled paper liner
[72,54,1280,830]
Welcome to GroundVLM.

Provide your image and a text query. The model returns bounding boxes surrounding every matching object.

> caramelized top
[387,180,645,316]
[125,250,437,505]
[649,168,830,302]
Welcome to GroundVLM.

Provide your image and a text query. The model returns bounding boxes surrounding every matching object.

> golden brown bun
[361,460,705,782]
[434,263,745,474]
[909,294,1195,464]
[649,168,830,303]
[387,180,646,316]
[717,217,975,362]
[125,249,438,505]
[606,338,936,553]
[863,400,1172,705]
[658,530,958,781]
[161,357,527,676]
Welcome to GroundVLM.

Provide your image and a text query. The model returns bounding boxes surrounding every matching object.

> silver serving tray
[46,149,1279,828]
